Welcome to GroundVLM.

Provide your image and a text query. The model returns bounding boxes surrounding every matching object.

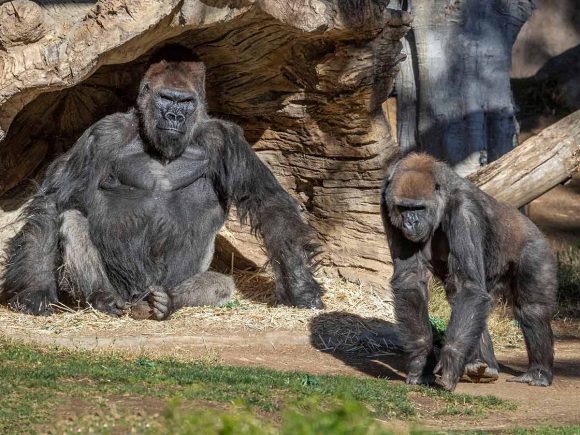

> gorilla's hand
[288,281,324,309]
[434,346,465,391]
[8,287,57,315]
[148,286,173,321]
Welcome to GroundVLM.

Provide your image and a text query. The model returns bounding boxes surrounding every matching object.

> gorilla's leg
[435,286,492,391]
[508,240,556,386]
[59,210,125,316]
[464,327,499,383]
[446,284,498,383]
[148,271,235,320]
[393,259,437,385]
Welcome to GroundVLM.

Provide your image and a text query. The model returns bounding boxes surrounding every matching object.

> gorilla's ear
[183,61,206,96]
[145,60,169,78]
[384,152,403,184]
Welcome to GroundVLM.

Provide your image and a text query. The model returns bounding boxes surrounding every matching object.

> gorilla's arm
[206,121,323,308]
[381,199,436,385]
[1,128,96,314]
[435,196,492,391]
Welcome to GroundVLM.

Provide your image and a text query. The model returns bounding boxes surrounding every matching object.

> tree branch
[468,110,580,208]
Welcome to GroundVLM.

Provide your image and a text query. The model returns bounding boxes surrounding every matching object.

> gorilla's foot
[507,368,552,386]
[148,286,172,321]
[9,288,57,315]
[90,291,126,317]
[463,361,499,383]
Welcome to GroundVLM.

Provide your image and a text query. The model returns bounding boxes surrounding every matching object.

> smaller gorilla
[381,153,557,391]
[1,45,323,319]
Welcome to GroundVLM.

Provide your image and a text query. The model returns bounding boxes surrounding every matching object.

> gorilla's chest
[108,146,207,193]
[95,144,224,225]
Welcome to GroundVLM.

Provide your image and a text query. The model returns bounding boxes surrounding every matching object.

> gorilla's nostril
[165,111,185,124]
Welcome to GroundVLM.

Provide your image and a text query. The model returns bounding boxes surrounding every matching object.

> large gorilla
[381,153,557,391]
[1,46,323,319]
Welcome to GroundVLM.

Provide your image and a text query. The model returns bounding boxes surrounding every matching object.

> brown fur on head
[137,45,207,161]
[142,60,206,102]
[391,153,438,201]
[383,153,449,243]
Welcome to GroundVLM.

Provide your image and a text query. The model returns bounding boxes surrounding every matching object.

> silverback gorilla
[1,46,323,319]
[381,153,557,391]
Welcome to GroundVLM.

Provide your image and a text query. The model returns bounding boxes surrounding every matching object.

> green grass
[510,426,580,435]
[0,340,513,434]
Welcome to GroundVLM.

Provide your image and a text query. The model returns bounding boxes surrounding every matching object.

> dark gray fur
[381,154,557,391]
[1,52,322,319]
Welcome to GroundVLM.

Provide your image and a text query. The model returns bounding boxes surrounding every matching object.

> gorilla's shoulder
[197,118,243,137]
[195,118,245,151]
[90,110,139,139]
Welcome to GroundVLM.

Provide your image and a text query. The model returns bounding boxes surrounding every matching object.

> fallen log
[468,110,580,208]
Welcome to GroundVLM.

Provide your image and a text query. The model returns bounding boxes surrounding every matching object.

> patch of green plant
[158,398,274,435]
[0,339,513,433]
[429,315,447,346]
[511,425,580,435]
[280,397,391,435]
[155,397,394,435]
[220,299,246,310]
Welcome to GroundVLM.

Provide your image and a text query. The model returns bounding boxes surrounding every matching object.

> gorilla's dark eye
[397,205,425,213]
[435,183,441,191]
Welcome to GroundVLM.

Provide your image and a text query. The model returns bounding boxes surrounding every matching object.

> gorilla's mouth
[157,126,185,135]
[402,227,428,243]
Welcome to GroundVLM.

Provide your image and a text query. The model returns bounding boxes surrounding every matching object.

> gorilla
[1,46,323,319]
[381,153,557,391]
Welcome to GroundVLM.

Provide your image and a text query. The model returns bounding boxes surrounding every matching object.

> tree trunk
[0,0,411,289]
[394,0,537,176]
[469,109,580,208]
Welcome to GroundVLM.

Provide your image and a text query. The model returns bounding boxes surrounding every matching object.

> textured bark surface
[469,110,580,208]
[394,0,537,176]
[0,0,411,289]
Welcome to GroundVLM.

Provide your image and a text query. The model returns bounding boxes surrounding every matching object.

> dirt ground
[3,324,579,432]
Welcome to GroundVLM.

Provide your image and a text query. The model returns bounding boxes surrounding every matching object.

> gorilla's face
[384,154,446,243]
[394,199,436,243]
[137,60,207,161]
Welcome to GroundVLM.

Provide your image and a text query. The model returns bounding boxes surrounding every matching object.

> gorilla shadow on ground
[309,311,407,381]
[308,312,571,384]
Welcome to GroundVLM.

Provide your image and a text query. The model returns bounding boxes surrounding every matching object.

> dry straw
[0,271,397,353]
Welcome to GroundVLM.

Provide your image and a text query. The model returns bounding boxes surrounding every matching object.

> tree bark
[0,0,411,289]
[394,0,537,176]
[469,110,580,207]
